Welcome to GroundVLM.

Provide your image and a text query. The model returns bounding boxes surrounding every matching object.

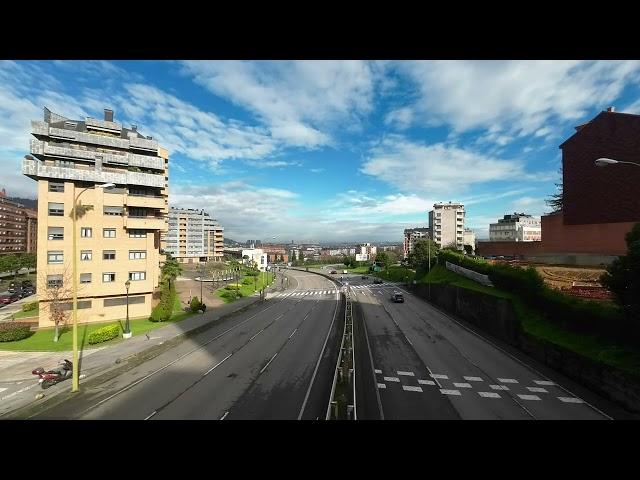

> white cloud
[360,136,525,196]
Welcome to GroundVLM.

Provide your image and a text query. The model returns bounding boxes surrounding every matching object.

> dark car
[8,280,33,293]
[373,278,383,284]
[361,275,368,279]
[0,292,21,304]
[330,270,337,274]
[391,291,404,303]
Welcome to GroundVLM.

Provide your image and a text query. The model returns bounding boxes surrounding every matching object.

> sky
[2,59,640,244]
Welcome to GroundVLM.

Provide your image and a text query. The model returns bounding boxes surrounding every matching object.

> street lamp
[71,182,115,392]
[260,236,275,299]
[595,158,640,168]
[124,279,131,339]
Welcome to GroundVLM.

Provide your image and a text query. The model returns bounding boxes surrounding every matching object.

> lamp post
[124,279,131,339]
[71,182,115,392]
[595,158,640,168]
[260,236,275,299]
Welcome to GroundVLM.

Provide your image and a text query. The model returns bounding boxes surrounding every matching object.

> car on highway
[390,291,404,302]
[361,275,368,279]
[330,270,337,274]
[373,278,383,284]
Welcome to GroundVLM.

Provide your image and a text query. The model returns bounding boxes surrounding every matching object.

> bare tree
[37,265,77,342]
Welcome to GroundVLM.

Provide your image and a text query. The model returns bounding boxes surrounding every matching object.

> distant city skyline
[3,61,638,241]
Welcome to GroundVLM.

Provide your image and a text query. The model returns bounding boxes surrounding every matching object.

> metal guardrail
[326,286,356,420]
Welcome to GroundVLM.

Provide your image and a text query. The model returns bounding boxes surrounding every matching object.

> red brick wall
[561,111,640,225]
[477,213,635,256]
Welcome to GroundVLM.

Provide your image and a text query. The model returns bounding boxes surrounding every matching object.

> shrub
[149,302,170,322]
[190,296,202,312]
[87,324,120,345]
[226,284,241,290]
[22,300,39,312]
[0,322,31,342]
[242,278,254,285]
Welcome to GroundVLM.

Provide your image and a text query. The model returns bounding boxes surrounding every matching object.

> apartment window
[129,250,147,260]
[80,273,92,284]
[48,202,64,216]
[103,229,116,238]
[81,227,92,238]
[103,250,116,260]
[47,274,63,288]
[47,251,64,264]
[130,208,147,218]
[48,227,64,241]
[81,250,92,261]
[103,273,115,282]
[104,206,124,216]
[54,159,74,168]
[129,271,146,281]
[129,229,147,238]
[48,182,64,193]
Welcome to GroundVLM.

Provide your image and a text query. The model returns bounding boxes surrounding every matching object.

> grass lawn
[216,273,273,304]
[10,304,40,319]
[0,295,196,352]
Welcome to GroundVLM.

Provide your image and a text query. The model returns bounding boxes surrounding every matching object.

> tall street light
[124,279,131,339]
[261,236,275,299]
[72,182,115,392]
[595,158,640,168]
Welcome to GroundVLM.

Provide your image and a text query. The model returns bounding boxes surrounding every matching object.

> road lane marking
[439,389,461,396]
[418,379,436,385]
[478,392,501,398]
[377,383,386,389]
[527,387,549,393]
[374,369,382,374]
[517,394,541,401]
[463,376,483,381]
[397,371,414,376]
[402,385,423,392]
[430,374,448,379]
[497,378,518,383]
[489,385,510,390]
[383,377,400,382]
[453,382,472,388]
[558,397,585,403]
[534,380,556,386]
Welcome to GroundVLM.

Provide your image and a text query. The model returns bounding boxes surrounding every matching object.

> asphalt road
[351,280,620,420]
[28,269,344,420]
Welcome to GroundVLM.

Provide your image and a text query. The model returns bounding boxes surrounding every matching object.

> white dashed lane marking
[534,380,556,386]
[558,397,584,403]
[517,394,542,401]
[384,377,400,382]
[377,383,386,389]
[430,374,449,379]
[478,392,501,398]
[0,388,7,394]
[418,379,436,385]
[397,371,415,376]
[440,389,461,396]
[453,382,473,388]
[403,385,423,392]
[498,378,518,383]
[527,387,549,393]
[489,385,510,391]
[463,376,483,382]
[374,369,382,374]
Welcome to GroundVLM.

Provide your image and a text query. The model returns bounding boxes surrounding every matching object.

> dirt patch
[532,265,607,290]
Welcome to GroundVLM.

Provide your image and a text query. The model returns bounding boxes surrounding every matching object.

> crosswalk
[275,283,397,298]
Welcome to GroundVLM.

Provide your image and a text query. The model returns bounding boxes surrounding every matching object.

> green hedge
[190,296,202,312]
[0,322,31,342]
[87,324,120,345]
[149,281,177,322]
[21,300,39,312]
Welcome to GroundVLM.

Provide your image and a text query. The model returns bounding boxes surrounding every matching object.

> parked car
[0,292,21,304]
[390,291,404,303]
[8,280,33,293]
[373,278,383,284]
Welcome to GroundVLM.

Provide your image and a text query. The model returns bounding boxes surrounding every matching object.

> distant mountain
[224,238,242,246]
[7,197,38,211]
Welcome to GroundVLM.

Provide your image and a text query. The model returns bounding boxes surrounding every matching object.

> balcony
[22,158,127,184]
[125,216,167,231]
[126,195,166,209]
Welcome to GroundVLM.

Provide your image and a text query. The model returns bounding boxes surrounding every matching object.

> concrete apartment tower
[166,207,224,264]
[23,108,169,328]
[428,202,465,250]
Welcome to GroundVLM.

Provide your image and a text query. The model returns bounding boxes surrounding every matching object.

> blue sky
[2,60,640,243]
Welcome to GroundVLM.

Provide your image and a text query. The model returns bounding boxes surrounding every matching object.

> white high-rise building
[489,213,541,242]
[428,202,465,250]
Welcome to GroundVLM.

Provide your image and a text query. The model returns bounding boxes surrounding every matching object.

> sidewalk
[0,277,279,393]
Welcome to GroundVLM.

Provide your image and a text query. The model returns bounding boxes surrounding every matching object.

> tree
[161,256,183,286]
[443,241,461,252]
[600,222,640,318]
[463,244,473,255]
[299,251,305,262]
[19,253,37,271]
[409,239,439,268]
[38,266,75,342]
[292,251,297,261]
[545,166,563,213]
[376,251,390,270]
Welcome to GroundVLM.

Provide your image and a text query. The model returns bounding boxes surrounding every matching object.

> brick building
[478,107,640,265]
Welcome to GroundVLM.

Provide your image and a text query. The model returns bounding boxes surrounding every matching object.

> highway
[30,269,343,420]
[349,276,614,420]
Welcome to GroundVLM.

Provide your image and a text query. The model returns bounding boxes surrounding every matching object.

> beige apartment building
[428,202,465,250]
[165,207,224,263]
[403,227,431,260]
[23,107,168,328]
[489,213,541,242]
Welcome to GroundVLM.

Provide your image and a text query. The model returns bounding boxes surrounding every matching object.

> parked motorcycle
[32,359,73,389]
